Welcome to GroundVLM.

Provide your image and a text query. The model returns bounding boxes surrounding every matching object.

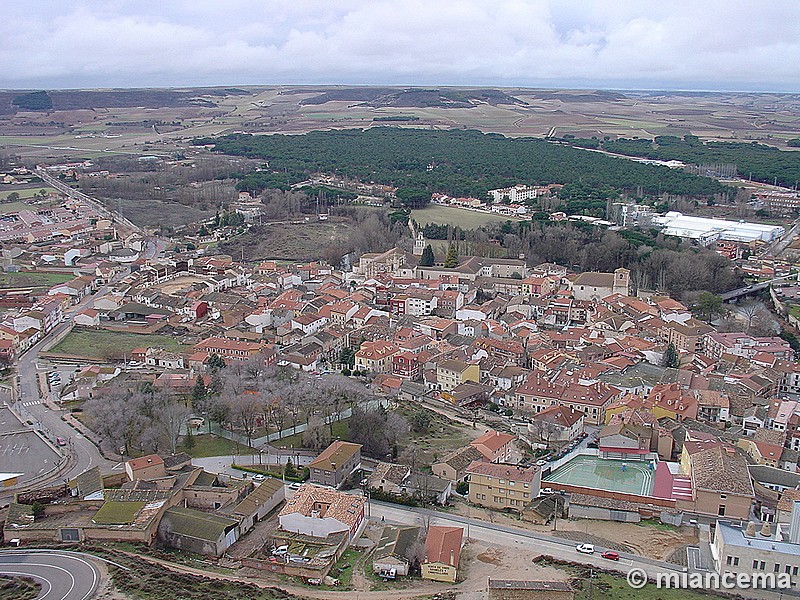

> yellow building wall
[422,561,457,583]
[462,364,480,384]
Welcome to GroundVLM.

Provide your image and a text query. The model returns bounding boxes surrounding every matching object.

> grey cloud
[1,1,798,91]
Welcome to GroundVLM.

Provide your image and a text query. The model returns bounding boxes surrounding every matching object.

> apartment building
[466,462,541,511]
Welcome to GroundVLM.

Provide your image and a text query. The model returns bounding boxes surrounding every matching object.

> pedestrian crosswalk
[21,400,41,407]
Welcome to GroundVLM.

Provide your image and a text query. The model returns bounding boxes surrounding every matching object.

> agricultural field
[3,87,800,165]
[49,328,187,360]
[0,270,75,290]
[412,204,520,228]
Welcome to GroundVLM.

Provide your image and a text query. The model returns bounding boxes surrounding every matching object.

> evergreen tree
[191,375,207,408]
[207,353,226,371]
[419,244,435,266]
[661,343,679,369]
[444,244,458,268]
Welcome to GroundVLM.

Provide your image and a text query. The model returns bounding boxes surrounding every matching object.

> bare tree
[302,416,331,450]
[750,304,780,336]
[85,384,146,456]
[738,300,761,332]
[230,392,262,448]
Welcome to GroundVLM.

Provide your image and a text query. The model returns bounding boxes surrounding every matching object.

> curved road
[0,550,100,599]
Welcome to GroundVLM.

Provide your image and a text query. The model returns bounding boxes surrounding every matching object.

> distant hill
[522,90,627,102]
[0,88,234,114]
[299,87,526,108]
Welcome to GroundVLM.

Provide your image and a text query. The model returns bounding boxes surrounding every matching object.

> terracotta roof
[471,430,514,453]
[279,483,365,529]
[690,446,753,496]
[126,454,164,471]
[532,405,584,428]
[465,461,539,483]
[776,489,800,513]
[424,525,463,567]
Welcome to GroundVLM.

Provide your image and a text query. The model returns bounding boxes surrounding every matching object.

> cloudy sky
[2,1,799,92]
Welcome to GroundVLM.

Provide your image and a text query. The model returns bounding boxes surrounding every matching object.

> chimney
[450,549,455,566]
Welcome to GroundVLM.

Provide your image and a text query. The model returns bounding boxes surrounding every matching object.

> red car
[601,550,620,561]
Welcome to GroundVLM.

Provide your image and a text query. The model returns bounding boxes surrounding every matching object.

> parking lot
[0,407,62,484]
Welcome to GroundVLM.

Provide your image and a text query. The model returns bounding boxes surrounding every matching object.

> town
[1,144,800,600]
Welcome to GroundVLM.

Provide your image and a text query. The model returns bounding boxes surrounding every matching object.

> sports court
[543,454,655,496]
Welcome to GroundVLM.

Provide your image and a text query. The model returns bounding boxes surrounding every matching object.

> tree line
[566,134,800,189]
[193,128,729,207]
[452,220,741,298]
[85,353,401,457]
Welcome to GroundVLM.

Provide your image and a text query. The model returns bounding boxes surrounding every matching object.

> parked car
[289,482,302,490]
[601,550,619,561]
[56,437,67,446]
[252,474,266,482]
[576,543,595,555]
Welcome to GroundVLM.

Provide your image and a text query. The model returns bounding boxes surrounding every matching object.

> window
[732,557,739,566]
[720,494,727,499]
[726,556,733,566]
[509,481,515,486]
[718,505,726,516]
[775,564,782,573]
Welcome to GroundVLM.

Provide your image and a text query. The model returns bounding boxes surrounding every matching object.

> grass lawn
[0,201,34,213]
[275,418,350,449]
[178,433,256,458]
[412,204,522,228]
[0,270,75,290]
[49,329,186,359]
[2,186,57,200]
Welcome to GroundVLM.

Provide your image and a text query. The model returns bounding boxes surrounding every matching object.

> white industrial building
[651,212,784,246]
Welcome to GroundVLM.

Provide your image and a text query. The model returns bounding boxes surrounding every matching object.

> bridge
[721,273,798,302]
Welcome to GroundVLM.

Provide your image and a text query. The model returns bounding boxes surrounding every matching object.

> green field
[276,419,350,448]
[2,186,56,200]
[412,204,521,228]
[0,271,75,290]
[178,434,256,458]
[49,329,186,359]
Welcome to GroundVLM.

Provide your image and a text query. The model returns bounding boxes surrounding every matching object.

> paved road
[1,287,117,505]
[0,550,100,600]
[367,501,785,599]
